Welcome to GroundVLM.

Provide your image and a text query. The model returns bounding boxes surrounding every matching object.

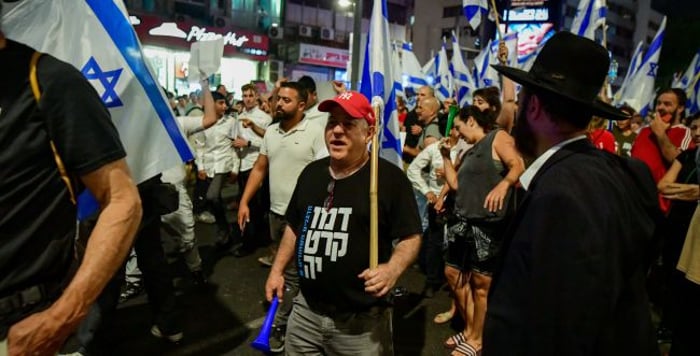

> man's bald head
[417,86,435,101]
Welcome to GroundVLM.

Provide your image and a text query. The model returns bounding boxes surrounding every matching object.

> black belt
[0,285,47,318]
[308,299,389,319]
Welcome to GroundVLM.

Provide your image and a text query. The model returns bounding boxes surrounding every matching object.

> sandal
[443,332,466,349]
[451,342,481,356]
[433,310,455,324]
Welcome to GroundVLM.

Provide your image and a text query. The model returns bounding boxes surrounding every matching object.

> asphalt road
[61,213,460,356]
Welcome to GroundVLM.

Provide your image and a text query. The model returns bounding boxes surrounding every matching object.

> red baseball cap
[318,91,376,126]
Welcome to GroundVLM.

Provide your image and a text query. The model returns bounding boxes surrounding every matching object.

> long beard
[512,103,537,161]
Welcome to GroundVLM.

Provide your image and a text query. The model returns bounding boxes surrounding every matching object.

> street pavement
[62,216,462,356]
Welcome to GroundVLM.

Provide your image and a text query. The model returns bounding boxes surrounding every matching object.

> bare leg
[445,266,473,347]
[463,271,492,351]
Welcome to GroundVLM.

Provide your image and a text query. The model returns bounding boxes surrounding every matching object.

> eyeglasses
[324,180,335,211]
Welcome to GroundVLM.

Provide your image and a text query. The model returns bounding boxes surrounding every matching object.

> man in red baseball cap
[264,90,421,354]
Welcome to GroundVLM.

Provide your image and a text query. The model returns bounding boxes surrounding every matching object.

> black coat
[484,139,661,356]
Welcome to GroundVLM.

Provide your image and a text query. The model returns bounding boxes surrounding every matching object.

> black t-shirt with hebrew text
[286,157,421,312]
[0,40,126,298]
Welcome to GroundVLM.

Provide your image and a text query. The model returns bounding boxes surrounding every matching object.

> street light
[337,0,362,90]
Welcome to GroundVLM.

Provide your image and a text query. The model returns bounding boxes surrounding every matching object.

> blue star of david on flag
[647,62,659,77]
[81,57,123,108]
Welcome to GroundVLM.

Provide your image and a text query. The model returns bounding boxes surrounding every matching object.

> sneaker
[195,211,216,224]
[269,325,286,353]
[257,254,274,267]
[151,325,184,343]
[119,281,144,303]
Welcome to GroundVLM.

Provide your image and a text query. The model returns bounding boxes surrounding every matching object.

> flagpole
[369,104,381,269]
[489,0,504,40]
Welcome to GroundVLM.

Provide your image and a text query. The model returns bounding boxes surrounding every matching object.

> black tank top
[455,129,512,221]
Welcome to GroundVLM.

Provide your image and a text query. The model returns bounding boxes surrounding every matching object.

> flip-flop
[443,332,466,349]
[433,310,455,324]
[451,342,481,356]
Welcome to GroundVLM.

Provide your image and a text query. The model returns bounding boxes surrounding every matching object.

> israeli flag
[401,43,428,96]
[3,0,192,217]
[571,0,607,40]
[672,51,700,90]
[435,39,454,102]
[360,0,402,167]
[613,41,644,106]
[450,31,476,108]
[463,0,489,30]
[617,16,666,114]
[422,54,437,86]
[392,44,404,101]
[474,40,500,89]
[687,73,700,114]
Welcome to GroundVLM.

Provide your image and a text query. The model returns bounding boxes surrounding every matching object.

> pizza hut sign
[186,26,249,47]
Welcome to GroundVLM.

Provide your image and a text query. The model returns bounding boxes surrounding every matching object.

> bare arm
[484,131,525,212]
[8,159,141,355]
[265,225,298,302]
[439,141,459,191]
[650,115,680,163]
[358,234,421,297]
[497,77,516,133]
[402,144,421,159]
[658,160,683,192]
[237,154,269,230]
[199,79,217,129]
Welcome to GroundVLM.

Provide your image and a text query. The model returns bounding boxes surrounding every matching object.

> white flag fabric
[435,39,454,102]
[617,16,667,114]
[672,51,700,90]
[401,43,428,96]
[2,0,193,217]
[392,44,404,101]
[613,41,644,106]
[360,0,402,167]
[463,0,488,30]
[422,54,437,86]
[474,40,500,89]
[570,0,607,40]
[451,31,476,108]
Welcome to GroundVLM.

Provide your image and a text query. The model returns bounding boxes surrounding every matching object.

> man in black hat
[483,32,661,355]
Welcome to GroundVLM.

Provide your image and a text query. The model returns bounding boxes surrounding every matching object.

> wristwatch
[247,140,251,147]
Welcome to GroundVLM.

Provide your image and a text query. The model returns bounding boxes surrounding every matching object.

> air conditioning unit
[299,25,313,38]
[174,14,192,22]
[213,16,231,28]
[268,60,284,82]
[320,27,335,40]
[268,26,283,40]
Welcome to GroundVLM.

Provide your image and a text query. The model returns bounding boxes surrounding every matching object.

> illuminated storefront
[130,14,269,96]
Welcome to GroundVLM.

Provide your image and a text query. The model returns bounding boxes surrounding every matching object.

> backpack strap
[29,51,77,205]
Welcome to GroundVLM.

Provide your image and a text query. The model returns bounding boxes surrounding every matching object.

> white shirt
[407,139,469,196]
[233,106,272,172]
[304,102,329,130]
[162,116,206,184]
[197,115,239,177]
[261,118,328,215]
[519,135,586,190]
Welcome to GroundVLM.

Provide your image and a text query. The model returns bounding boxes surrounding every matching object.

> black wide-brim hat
[492,31,630,121]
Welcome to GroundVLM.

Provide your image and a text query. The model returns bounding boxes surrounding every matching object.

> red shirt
[631,125,695,213]
[588,128,616,154]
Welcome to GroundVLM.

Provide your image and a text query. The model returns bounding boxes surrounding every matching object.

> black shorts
[444,219,503,275]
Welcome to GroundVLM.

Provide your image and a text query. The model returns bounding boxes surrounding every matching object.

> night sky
[651,0,700,85]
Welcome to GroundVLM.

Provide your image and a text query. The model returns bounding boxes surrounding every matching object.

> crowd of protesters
[3,8,700,355]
